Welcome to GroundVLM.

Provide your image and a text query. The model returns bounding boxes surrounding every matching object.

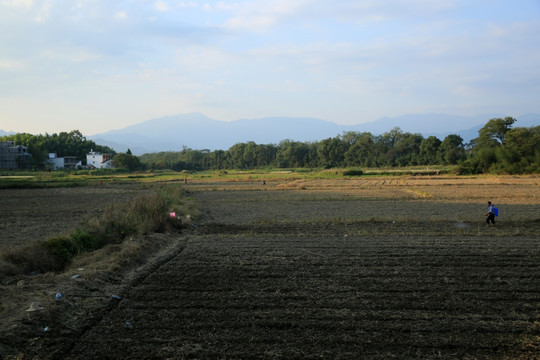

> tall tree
[477,117,516,145]
[277,140,310,168]
[112,153,141,171]
[439,135,465,165]
[344,132,375,167]
[317,138,348,168]
[419,136,442,164]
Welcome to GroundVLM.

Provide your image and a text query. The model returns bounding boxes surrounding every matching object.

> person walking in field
[486,201,496,226]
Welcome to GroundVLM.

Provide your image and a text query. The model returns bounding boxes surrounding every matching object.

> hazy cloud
[0,0,539,134]
[155,1,169,12]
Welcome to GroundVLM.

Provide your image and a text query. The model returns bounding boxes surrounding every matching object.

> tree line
[0,130,116,169]
[2,118,539,174]
[140,118,539,174]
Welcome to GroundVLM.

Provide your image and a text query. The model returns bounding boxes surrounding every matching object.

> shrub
[43,235,82,270]
[343,169,364,176]
[71,229,98,251]
[0,242,57,276]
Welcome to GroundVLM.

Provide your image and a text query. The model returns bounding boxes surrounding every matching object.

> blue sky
[1,0,539,135]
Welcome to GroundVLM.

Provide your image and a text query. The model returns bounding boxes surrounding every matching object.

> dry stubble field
[1,175,540,359]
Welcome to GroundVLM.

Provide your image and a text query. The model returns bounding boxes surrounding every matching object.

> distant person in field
[486,201,496,226]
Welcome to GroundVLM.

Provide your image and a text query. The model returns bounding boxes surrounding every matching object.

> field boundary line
[57,235,188,359]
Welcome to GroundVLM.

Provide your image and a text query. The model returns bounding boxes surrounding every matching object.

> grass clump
[343,169,364,176]
[0,184,190,277]
[42,230,99,270]
[85,184,189,244]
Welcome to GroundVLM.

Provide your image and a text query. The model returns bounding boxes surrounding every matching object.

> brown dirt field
[1,175,540,359]
[0,185,145,249]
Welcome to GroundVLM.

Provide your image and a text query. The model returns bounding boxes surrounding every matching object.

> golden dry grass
[186,174,540,204]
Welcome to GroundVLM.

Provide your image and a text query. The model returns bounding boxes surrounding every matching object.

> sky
[1,0,540,135]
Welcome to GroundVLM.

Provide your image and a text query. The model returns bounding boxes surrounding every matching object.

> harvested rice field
[1,175,540,359]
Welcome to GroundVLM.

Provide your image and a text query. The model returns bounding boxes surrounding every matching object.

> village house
[87,150,113,169]
[0,141,32,169]
[47,153,81,170]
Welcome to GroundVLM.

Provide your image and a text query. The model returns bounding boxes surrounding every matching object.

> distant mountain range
[87,113,539,155]
[2,113,539,155]
[0,130,15,137]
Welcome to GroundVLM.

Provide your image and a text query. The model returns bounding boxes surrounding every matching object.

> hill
[88,113,539,155]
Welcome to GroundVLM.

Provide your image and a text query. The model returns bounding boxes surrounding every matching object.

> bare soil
[1,176,540,359]
[0,185,145,249]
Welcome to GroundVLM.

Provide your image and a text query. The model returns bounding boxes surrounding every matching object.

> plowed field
[65,232,540,359]
[1,175,540,359]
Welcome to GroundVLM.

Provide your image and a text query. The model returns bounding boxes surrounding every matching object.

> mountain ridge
[89,113,539,155]
[2,113,539,155]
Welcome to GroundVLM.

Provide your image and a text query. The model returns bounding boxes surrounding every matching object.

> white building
[87,150,113,169]
[47,153,81,170]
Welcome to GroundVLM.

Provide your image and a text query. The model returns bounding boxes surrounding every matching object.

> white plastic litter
[26,302,44,312]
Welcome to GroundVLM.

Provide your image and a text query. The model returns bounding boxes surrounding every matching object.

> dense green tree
[504,127,540,158]
[463,117,518,173]
[242,142,259,168]
[209,150,226,169]
[344,132,375,167]
[317,138,348,168]
[113,153,141,171]
[377,128,404,166]
[494,126,540,173]
[393,133,423,166]
[0,130,115,168]
[275,140,309,168]
[340,131,363,146]
[255,144,278,167]
[419,136,442,164]
[477,117,516,145]
[27,141,49,169]
[111,118,540,174]
[227,143,248,169]
[439,135,465,165]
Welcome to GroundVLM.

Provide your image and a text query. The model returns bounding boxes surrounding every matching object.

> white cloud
[115,10,127,19]
[177,2,199,9]
[221,0,310,30]
[155,0,169,12]
[5,0,34,9]
[174,46,238,71]
[224,15,276,30]
[0,59,24,69]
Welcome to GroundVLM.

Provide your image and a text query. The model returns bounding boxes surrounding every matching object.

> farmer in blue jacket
[486,201,496,226]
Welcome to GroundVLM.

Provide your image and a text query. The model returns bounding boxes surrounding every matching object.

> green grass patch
[343,169,364,176]
[0,166,458,189]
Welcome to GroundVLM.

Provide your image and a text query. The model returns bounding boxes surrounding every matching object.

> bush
[43,235,82,270]
[343,169,364,176]
[71,229,98,251]
[0,242,56,276]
